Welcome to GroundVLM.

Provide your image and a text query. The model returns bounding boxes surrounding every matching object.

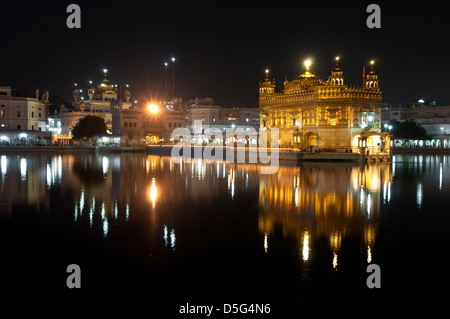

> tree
[72,115,107,140]
[388,120,431,140]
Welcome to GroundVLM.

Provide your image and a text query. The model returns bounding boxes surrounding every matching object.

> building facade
[0,86,50,145]
[382,104,450,137]
[0,86,49,132]
[259,59,390,154]
[185,97,260,145]
[111,106,186,146]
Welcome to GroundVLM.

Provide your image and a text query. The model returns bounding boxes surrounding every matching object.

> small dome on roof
[201,97,214,105]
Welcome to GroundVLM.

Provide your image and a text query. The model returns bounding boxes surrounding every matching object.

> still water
[1,153,449,314]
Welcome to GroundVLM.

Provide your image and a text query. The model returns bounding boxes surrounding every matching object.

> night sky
[1,0,449,108]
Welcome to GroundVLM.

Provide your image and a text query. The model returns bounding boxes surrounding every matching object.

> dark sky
[1,0,449,108]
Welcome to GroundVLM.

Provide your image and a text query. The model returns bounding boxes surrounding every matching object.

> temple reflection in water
[258,163,391,268]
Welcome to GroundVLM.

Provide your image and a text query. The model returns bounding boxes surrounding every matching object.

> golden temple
[259,57,390,154]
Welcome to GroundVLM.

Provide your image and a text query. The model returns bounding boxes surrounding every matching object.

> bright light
[150,178,157,208]
[388,125,393,130]
[265,69,269,74]
[302,230,310,261]
[164,62,168,66]
[384,124,388,128]
[171,57,175,62]
[335,56,340,61]
[89,80,92,84]
[368,115,374,122]
[304,59,312,68]
[147,104,159,114]
[103,68,108,74]
[370,60,375,65]
[418,99,425,103]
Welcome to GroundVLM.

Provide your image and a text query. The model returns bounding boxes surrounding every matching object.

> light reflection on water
[1,153,450,300]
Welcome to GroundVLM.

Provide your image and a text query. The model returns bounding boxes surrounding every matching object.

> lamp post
[164,62,168,103]
[171,57,175,103]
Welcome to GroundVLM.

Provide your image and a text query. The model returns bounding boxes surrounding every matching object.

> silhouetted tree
[388,120,431,139]
[72,115,107,139]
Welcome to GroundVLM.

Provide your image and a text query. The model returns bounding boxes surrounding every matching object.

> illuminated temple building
[259,58,390,154]
[60,69,132,136]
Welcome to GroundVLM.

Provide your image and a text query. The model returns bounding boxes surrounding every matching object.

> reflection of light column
[416,183,423,208]
[163,224,168,247]
[302,230,310,261]
[20,157,27,181]
[329,231,341,269]
[1,155,7,179]
[90,197,96,228]
[170,229,176,250]
[332,252,338,269]
[101,202,108,237]
[264,232,268,254]
[79,189,85,216]
[150,178,157,208]
[102,156,109,175]
[367,246,372,264]
[392,155,396,176]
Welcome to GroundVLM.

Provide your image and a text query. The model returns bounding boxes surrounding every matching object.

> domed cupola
[328,56,344,86]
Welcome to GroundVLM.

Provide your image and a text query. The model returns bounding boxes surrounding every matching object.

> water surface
[1,153,449,314]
